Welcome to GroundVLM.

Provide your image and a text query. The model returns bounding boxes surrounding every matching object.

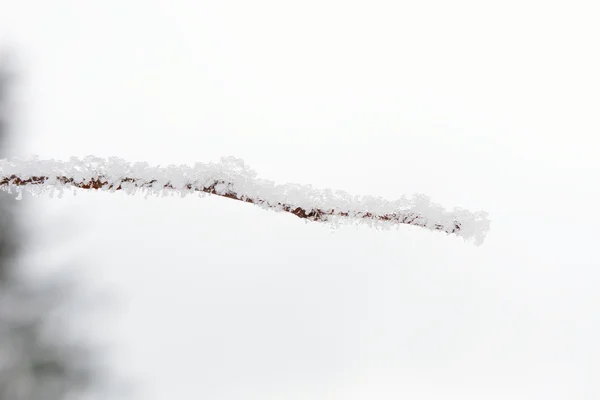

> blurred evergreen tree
[0,51,93,400]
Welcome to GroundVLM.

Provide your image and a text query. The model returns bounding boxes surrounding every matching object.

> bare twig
[0,157,490,245]
[1,174,458,231]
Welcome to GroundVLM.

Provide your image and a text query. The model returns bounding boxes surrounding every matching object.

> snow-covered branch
[0,156,490,245]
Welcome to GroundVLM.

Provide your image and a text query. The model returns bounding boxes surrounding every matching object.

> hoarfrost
[0,156,490,245]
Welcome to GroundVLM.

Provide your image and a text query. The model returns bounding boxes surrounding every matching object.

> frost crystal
[0,156,490,245]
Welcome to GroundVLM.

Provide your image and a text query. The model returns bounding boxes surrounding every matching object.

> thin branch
[0,156,490,245]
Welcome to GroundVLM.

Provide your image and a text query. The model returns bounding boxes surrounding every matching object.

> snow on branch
[0,156,490,245]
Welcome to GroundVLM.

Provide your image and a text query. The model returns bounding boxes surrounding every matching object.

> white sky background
[1,0,600,399]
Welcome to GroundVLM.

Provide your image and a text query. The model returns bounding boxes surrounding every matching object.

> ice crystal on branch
[0,156,490,245]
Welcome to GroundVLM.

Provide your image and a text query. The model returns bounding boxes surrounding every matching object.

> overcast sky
[2,1,599,399]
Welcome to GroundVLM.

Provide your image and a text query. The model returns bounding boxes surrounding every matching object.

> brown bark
[0,174,461,235]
